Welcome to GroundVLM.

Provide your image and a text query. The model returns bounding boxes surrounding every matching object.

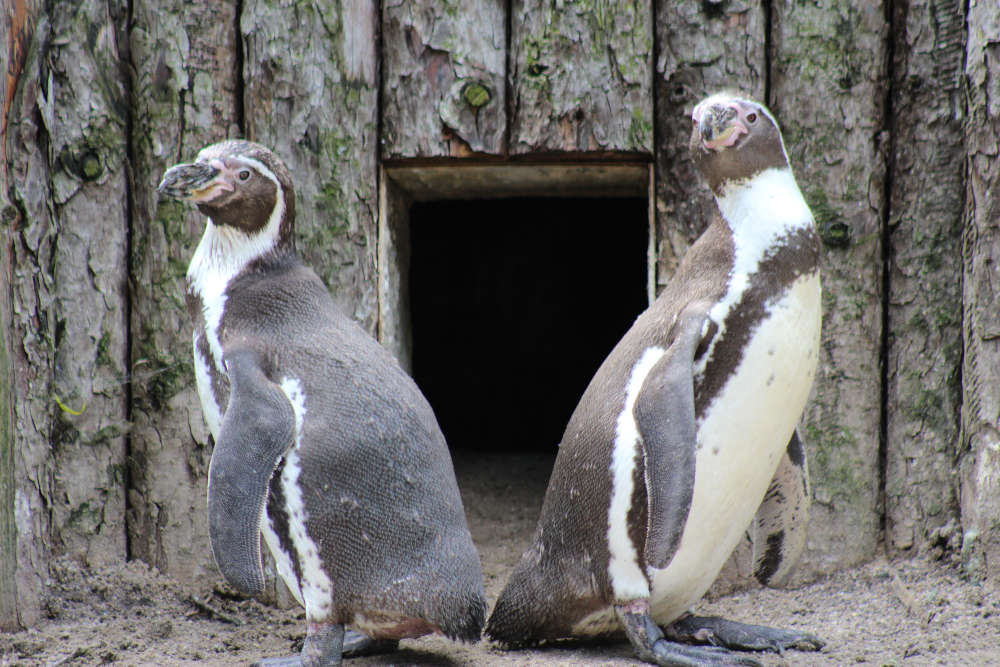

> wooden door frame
[377,161,654,372]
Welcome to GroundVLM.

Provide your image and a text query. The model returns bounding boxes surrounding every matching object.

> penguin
[485,94,825,666]
[157,140,486,667]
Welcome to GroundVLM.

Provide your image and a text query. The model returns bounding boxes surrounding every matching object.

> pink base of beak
[191,181,235,203]
[702,122,747,151]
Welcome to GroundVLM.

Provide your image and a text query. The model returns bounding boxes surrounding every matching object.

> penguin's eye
[746,112,758,124]
[238,169,252,181]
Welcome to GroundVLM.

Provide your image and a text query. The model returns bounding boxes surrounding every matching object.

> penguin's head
[158,140,296,248]
[688,94,790,195]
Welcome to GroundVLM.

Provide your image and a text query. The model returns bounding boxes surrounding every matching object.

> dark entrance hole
[409,197,649,455]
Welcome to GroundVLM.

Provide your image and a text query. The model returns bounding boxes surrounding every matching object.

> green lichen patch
[86,424,123,448]
[95,331,116,371]
[627,106,653,152]
[462,82,491,109]
[132,349,193,413]
[804,187,851,248]
[805,419,872,506]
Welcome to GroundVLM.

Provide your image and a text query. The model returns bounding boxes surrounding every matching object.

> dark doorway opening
[409,197,649,455]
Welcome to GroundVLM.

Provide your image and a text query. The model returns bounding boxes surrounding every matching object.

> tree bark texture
[0,216,15,631]
[653,2,765,285]
[1,0,34,631]
[382,0,507,157]
[126,0,240,587]
[960,0,1000,582]
[2,0,131,626]
[509,0,653,154]
[885,0,965,559]
[2,0,998,628]
[243,0,380,332]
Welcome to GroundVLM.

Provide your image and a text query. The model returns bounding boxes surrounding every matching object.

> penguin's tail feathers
[487,542,610,648]
[484,564,552,648]
[438,588,487,643]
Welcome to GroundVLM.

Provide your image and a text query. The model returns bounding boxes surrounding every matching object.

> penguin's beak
[693,101,747,151]
[157,160,234,202]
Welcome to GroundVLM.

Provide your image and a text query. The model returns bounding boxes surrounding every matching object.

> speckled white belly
[648,271,820,623]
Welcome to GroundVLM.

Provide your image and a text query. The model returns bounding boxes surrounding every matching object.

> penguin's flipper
[209,346,296,597]
[750,430,811,587]
[633,304,708,570]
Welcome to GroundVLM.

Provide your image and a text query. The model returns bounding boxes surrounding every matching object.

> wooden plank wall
[2,0,998,628]
[508,0,653,154]
[885,0,965,560]
[2,0,131,627]
[127,0,241,589]
[960,0,1000,581]
[243,0,380,330]
[382,0,507,157]
[772,2,888,577]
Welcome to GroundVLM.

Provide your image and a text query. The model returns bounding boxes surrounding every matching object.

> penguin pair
[158,92,823,667]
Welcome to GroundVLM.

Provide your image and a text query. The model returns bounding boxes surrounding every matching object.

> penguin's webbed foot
[342,628,400,657]
[666,614,825,654]
[252,622,346,667]
[251,657,304,667]
[617,602,762,667]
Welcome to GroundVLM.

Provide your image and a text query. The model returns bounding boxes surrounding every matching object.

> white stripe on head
[754,104,790,164]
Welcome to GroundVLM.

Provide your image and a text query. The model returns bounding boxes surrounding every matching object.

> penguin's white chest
[648,270,821,622]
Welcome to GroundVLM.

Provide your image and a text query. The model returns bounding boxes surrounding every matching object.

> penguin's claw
[618,605,762,666]
[666,614,825,654]
[647,640,763,667]
[249,628,397,667]
[251,658,303,667]
[251,623,346,667]
[301,623,345,667]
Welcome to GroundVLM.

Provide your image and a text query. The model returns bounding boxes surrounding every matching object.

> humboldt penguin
[486,94,825,665]
[157,140,486,667]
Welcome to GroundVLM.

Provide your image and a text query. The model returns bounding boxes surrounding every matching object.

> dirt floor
[2,453,999,666]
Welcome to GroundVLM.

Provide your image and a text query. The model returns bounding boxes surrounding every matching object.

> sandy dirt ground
[2,453,999,666]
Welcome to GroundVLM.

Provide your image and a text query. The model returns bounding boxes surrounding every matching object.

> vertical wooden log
[0,226,15,631]
[382,0,506,157]
[884,0,964,558]
[242,0,380,331]
[771,2,888,576]
[2,0,130,624]
[509,0,653,154]
[959,0,1000,582]
[377,169,413,369]
[654,2,765,286]
[1,0,32,633]
[127,0,240,586]
[1,4,45,627]
[655,2,766,594]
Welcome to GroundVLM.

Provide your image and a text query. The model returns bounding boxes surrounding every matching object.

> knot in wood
[462,82,491,109]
